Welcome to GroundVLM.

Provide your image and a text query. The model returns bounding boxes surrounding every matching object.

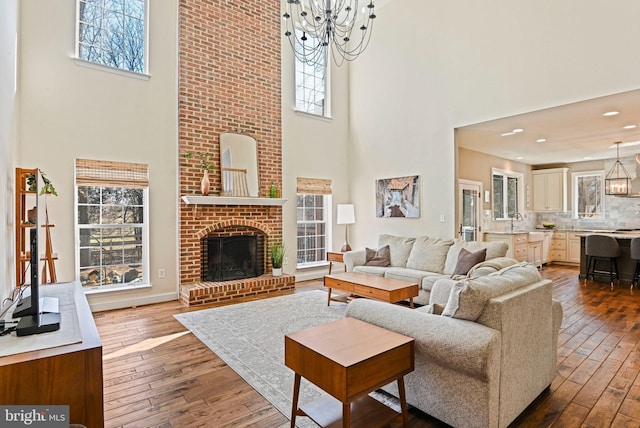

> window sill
[297,261,329,270]
[294,109,332,122]
[73,57,150,81]
[83,283,152,295]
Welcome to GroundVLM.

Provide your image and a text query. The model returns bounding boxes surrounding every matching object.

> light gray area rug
[175,290,360,427]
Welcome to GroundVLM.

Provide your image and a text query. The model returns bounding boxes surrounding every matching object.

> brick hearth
[178,0,287,306]
[179,274,295,307]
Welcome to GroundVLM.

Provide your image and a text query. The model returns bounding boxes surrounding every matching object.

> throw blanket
[461,257,518,279]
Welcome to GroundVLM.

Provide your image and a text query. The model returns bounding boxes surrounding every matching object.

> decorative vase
[272,267,282,277]
[201,170,210,196]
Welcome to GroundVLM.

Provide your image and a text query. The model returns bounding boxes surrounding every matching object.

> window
[297,195,331,267]
[492,168,522,220]
[573,171,604,219]
[76,0,147,74]
[75,159,149,288]
[294,30,329,117]
[296,177,332,268]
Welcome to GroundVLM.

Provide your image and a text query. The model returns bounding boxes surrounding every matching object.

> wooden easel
[41,206,58,283]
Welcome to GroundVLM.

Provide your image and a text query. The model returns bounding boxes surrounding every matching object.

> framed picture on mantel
[375,175,420,218]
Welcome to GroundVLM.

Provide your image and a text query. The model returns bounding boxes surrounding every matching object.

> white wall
[348,0,640,249]
[281,41,352,280]
[0,0,19,305]
[18,0,179,311]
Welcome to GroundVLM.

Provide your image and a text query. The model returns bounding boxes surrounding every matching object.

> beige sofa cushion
[405,236,454,273]
[443,240,509,275]
[378,234,416,267]
[442,262,541,320]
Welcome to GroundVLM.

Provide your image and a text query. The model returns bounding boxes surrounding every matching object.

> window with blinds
[75,159,149,288]
[296,178,332,268]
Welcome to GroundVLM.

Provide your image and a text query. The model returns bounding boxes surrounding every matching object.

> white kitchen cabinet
[550,231,567,261]
[568,232,582,263]
[532,168,568,213]
[542,232,552,264]
[484,233,528,262]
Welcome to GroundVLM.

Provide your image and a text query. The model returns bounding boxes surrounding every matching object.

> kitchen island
[577,232,640,286]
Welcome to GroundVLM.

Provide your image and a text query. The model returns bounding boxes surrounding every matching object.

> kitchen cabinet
[484,233,528,262]
[568,232,581,263]
[550,231,567,262]
[532,168,568,213]
[542,232,552,264]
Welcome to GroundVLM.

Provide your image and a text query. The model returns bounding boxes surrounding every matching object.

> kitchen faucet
[510,212,524,233]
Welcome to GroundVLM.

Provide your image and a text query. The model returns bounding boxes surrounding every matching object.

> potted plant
[184,151,215,196]
[27,171,58,196]
[270,241,285,277]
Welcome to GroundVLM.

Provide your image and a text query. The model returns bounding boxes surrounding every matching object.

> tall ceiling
[456,89,640,166]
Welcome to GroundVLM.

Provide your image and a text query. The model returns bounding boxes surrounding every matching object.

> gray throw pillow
[451,248,486,276]
[365,245,391,266]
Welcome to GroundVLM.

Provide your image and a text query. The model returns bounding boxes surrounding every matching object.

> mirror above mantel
[220,132,259,197]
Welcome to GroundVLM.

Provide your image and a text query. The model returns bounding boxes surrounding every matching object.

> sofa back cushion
[378,234,416,267]
[443,240,509,275]
[405,236,454,273]
[442,262,542,321]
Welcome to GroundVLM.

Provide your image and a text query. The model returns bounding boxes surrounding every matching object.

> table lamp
[337,204,355,252]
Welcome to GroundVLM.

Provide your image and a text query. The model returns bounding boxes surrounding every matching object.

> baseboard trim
[294,270,326,282]
[87,292,179,312]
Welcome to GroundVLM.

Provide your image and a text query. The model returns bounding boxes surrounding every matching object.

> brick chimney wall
[178,0,282,285]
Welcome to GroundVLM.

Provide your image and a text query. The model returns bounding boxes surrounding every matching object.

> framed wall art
[375,175,420,218]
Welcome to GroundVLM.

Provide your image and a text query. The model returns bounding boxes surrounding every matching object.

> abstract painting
[375,175,420,218]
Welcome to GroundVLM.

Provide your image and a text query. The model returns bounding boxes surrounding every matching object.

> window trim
[491,168,524,220]
[74,0,150,77]
[296,194,332,269]
[572,170,605,220]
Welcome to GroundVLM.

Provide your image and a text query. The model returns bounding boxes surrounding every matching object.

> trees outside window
[573,171,604,219]
[77,0,147,74]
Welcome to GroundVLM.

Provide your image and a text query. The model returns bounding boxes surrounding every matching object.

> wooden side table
[285,317,414,427]
[327,251,345,274]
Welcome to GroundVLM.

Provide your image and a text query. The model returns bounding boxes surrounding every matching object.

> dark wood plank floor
[96,264,640,427]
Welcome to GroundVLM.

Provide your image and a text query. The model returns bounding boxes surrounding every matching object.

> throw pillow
[365,245,391,266]
[451,248,487,276]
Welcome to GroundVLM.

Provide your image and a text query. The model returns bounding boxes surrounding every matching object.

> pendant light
[605,141,631,195]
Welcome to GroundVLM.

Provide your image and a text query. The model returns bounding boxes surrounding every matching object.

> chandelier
[605,141,631,196]
[282,0,377,67]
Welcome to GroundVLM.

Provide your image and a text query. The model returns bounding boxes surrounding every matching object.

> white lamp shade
[337,204,355,225]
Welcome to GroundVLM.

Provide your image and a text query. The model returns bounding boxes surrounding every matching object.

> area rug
[174,290,399,427]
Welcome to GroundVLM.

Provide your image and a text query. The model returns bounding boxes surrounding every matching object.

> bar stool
[585,235,620,290]
[630,237,640,290]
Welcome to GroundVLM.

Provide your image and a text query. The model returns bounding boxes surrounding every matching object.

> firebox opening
[202,235,265,281]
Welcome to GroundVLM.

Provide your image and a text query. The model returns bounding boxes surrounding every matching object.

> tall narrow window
[76,0,147,74]
[573,171,604,219]
[296,178,332,267]
[75,159,149,288]
[294,30,329,117]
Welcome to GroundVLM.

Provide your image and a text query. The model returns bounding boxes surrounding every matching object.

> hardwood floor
[96,264,640,427]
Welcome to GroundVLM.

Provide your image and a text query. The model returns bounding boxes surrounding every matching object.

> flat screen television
[12,169,60,336]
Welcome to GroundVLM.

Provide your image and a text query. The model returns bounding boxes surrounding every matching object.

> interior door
[458,180,483,242]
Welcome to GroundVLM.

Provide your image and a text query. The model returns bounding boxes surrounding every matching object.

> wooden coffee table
[285,317,415,428]
[324,272,419,308]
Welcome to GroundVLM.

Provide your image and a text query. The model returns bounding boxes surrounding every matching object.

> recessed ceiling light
[512,128,524,133]
[501,132,515,137]
[623,125,637,129]
[603,111,620,116]
[536,138,546,143]
[583,157,592,160]
[516,156,523,160]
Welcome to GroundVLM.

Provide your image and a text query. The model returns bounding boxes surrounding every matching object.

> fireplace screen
[202,235,264,281]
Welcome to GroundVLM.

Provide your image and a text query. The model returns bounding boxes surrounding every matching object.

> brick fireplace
[177,0,294,306]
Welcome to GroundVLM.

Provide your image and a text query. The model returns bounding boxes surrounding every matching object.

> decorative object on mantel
[605,141,631,196]
[270,241,285,276]
[337,204,355,252]
[375,175,420,218]
[184,151,215,196]
[282,0,378,67]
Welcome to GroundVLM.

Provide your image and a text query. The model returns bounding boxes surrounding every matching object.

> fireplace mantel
[181,195,287,206]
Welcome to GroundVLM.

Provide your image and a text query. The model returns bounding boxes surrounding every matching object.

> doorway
[458,179,483,242]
